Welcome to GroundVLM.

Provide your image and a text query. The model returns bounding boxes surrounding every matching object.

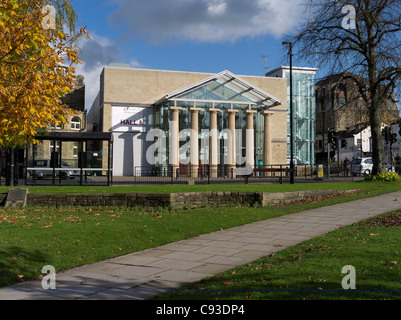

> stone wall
[13,189,359,209]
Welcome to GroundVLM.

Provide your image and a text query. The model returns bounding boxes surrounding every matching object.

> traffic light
[391,132,397,144]
[382,127,391,144]
[327,130,337,149]
[332,136,338,150]
[328,130,335,143]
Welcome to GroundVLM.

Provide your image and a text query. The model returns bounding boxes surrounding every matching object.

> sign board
[111,106,150,132]
[5,188,28,208]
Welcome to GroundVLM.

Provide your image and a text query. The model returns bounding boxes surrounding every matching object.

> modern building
[265,66,318,166]
[87,66,290,177]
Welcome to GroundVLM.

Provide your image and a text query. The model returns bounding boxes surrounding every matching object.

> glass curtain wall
[154,103,259,175]
[287,72,316,165]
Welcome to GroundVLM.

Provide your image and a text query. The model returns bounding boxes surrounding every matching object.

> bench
[247,167,293,184]
[252,168,293,174]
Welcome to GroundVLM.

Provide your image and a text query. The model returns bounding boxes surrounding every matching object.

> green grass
[0,180,396,194]
[0,181,400,290]
[154,211,401,300]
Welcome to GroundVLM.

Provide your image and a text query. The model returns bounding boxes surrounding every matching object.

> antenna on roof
[262,54,269,76]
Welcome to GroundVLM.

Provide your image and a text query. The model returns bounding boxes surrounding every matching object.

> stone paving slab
[1,191,401,300]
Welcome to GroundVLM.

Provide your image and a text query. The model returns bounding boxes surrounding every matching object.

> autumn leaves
[0,0,87,147]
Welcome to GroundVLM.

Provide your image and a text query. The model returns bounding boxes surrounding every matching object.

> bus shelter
[26,132,113,186]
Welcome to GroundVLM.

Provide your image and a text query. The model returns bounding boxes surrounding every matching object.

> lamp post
[283,41,295,184]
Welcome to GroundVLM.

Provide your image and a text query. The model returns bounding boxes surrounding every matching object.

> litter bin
[317,164,324,179]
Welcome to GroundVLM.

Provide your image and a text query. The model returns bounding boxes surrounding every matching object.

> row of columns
[169,107,274,178]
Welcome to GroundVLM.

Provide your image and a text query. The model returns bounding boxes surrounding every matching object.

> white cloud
[207,0,227,16]
[108,0,306,44]
[74,34,144,110]
[129,58,145,69]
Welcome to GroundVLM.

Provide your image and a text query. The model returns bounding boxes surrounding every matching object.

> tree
[0,0,86,147]
[291,0,401,174]
[46,0,78,35]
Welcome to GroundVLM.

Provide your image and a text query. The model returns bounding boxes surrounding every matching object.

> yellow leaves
[0,0,84,149]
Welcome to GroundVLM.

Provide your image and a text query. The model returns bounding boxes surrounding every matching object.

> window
[71,116,81,130]
[327,116,333,129]
[337,91,346,108]
[73,142,78,158]
[316,119,323,132]
[316,102,321,112]
[50,122,62,129]
[326,101,331,110]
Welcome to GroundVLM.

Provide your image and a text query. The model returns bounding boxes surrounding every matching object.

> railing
[26,167,112,186]
[13,163,363,187]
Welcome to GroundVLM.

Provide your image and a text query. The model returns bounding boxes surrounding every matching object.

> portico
[155,70,283,177]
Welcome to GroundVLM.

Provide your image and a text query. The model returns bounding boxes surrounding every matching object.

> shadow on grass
[0,246,50,287]
[156,267,401,300]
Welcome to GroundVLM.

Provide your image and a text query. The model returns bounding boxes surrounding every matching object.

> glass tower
[266,66,318,165]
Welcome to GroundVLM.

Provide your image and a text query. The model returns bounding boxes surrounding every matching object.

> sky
[70,0,317,110]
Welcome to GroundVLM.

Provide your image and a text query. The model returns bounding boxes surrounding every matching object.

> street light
[283,41,295,184]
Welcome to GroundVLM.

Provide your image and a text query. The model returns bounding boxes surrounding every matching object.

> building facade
[315,72,399,163]
[1,76,86,184]
[87,66,289,177]
[27,75,87,168]
[266,66,318,165]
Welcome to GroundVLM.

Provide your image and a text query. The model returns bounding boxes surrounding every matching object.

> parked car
[28,159,79,179]
[351,157,395,175]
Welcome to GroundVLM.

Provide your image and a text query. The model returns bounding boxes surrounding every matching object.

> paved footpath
[2,191,401,300]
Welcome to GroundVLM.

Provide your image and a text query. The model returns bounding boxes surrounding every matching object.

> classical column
[226,109,239,178]
[208,108,220,178]
[189,107,202,178]
[169,106,182,178]
[245,110,257,168]
[262,111,274,176]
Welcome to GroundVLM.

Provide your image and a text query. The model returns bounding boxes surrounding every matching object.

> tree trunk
[370,97,385,175]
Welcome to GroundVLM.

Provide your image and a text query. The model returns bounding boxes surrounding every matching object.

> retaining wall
[4,189,360,209]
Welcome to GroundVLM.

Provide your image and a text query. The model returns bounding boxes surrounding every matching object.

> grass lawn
[0,181,400,291]
[0,181,377,194]
[154,211,401,300]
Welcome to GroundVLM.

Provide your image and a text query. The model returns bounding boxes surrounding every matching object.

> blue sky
[70,0,317,109]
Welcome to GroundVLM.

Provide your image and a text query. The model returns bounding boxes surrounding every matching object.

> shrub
[365,171,400,182]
